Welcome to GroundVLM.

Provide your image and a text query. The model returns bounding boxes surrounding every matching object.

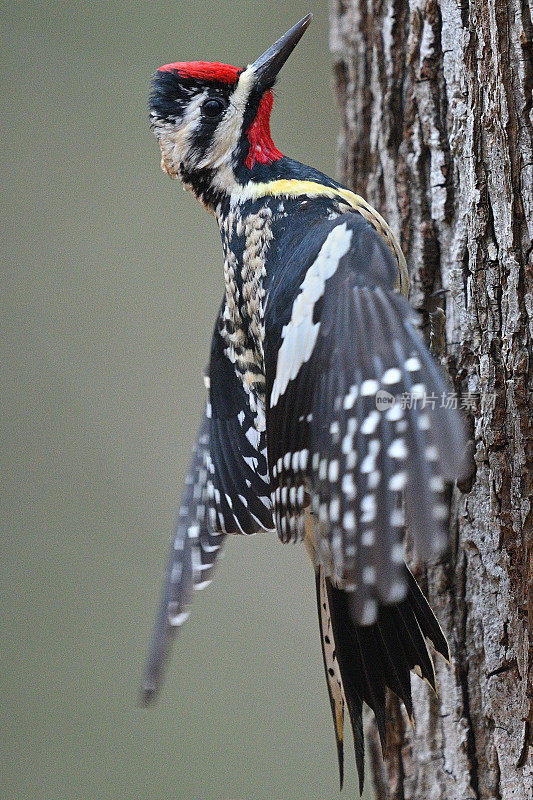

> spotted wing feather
[265,213,467,619]
[207,311,274,534]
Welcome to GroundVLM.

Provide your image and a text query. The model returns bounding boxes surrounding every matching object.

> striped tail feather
[318,565,449,793]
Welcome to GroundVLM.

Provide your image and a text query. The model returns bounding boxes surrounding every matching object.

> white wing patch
[270,223,353,407]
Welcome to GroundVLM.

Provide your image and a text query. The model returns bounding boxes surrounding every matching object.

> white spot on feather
[168,610,190,627]
[361,493,376,522]
[330,421,340,441]
[418,413,431,430]
[388,580,406,602]
[388,438,408,459]
[347,418,358,435]
[328,460,339,482]
[360,599,378,625]
[390,508,404,526]
[346,451,357,469]
[343,510,356,529]
[362,529,375,546]
[385,403,403,421]
[342,473,356,498]
[391,543,404,563]
[367,469,381,489]
[361,379,379,396]
[361,410,380,435]
[363,566,376,585]
[343,385,358,409]
[426,445,439,461]
[430,475,445,492]
[389,471,407,491]
[382,367,401,385]
[405,356,421,372]
[361,439,380,474]
[342,434,353,455]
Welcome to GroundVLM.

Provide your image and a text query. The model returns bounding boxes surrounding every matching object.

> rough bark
[330,1,533,798]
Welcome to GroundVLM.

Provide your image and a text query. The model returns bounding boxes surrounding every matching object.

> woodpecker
[142,15,467,792]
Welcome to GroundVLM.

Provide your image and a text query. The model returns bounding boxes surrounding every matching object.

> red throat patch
[157,61,241,84]
[244,91,283,169]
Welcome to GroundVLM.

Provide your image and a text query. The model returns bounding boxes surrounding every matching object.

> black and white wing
[206,309,274,535]
[142,307,275,702]
[264,213,467,621]
[141,412,225,704]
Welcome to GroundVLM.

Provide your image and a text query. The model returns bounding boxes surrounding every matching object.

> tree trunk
[329,1,533,798]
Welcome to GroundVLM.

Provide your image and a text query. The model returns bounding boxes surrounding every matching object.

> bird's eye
[202,98,226,119]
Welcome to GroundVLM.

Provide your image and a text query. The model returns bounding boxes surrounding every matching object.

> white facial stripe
[232,65,256,108]
[197,66,256,171]
[270,223,353,407]
[156,90,208,175]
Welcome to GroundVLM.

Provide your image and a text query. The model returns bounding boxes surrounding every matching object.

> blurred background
[2,2,374,798]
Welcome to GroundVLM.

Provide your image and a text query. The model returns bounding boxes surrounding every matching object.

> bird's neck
[177,93,284,214]
[181,158,291,216]
[243,91,282,170]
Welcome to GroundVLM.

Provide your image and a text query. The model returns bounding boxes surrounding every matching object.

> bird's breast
[218,204,278,400]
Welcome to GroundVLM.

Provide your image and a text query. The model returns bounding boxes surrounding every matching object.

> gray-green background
[2,2,374,798]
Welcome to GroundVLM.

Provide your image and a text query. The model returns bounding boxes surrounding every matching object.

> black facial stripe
[187,91,235,154]
[241,85,266,133]
[149,69,235,122]
[177,163,229,210]
[229,84,276,169]
[189,116,220,156]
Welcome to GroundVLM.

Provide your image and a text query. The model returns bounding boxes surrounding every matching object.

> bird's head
[149,15,312,207]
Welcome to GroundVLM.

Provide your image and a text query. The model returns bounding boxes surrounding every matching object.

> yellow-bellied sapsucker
[142,15,467,792]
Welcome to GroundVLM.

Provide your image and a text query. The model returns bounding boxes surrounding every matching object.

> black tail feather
[346,692,365,795]
[321,567,448,793]
[405,569,450,661]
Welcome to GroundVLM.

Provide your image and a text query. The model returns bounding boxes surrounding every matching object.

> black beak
[250,15,312,93]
